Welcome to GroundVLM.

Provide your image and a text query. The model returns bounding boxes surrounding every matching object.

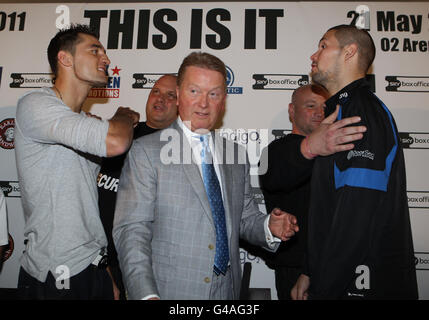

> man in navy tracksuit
[292,25,418,300]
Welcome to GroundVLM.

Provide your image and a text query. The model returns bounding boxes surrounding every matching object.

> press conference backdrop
[0,1,428,299]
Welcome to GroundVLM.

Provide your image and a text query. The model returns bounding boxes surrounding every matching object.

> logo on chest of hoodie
[347,149,375,161]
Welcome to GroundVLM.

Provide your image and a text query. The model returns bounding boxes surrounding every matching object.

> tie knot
[199,134,210,149]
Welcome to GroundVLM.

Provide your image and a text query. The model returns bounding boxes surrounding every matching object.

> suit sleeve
[239,153,279,252]
[309,97,398,299]
[112,140,158,299]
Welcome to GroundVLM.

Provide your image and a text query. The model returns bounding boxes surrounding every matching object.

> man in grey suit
[113,52,299,300]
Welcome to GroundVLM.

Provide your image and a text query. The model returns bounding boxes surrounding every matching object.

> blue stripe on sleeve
[334,96,398,192]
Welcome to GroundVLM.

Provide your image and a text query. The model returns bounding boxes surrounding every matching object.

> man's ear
[344,43,358,62]
[288,103,294,123]
[57,50,73,68]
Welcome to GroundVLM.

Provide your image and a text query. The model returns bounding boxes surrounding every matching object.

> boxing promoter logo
[0,118,15,149]
[252,74,309,90]
[88,65,121,98]
[386,76,429,92]
[2,234,14,263]
[9,73,53,88]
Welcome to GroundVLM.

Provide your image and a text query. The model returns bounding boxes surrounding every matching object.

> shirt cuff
[264,215,282,248]
[141,294,160,300]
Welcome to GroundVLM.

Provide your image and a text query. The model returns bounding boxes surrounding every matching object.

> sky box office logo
[226,66,242,94]
[252,74,309,90]
[399,132,429,149]
[132,73,168,89]
[9,73,53,88]
[415,253,429,270]
[0,181,20,197]
[407,191,429,209]
[385,76,429,92]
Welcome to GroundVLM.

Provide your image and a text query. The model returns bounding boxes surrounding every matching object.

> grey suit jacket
[113,120,276,300]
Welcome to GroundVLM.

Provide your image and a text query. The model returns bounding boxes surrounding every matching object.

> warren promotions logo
[386,76,429,92]
[88,66,121,98]
[0,118,15,149]
[399,132,429,149]
[0,181,20,197]
[9,73,53,88]
[132,73,168,89]
[226,66,243,94]
[252,74,309,90]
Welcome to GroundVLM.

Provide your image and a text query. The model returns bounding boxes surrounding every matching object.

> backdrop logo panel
[2,234,14,263]
[0,181,20,197]
[399,132,429,149]
[88,65,121,99]
[226,66,243,94]
[415,253,429,270]
[407,191,429,209]
[252,74,309,90]
[0,118,15,150]
[9,73,53,88]
[250,187,265,206]
[385,76,429,92]
[132,73,169,89]
[271,129,291,140]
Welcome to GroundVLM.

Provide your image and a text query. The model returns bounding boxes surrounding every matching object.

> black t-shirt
[97,122,158,267]
[259,134,314,268]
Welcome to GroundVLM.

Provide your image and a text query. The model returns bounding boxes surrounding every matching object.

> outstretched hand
[268,208,299,241]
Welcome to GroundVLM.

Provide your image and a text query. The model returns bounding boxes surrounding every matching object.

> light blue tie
[200,135,229,275]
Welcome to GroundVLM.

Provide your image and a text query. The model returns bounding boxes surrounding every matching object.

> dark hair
[177,52,227,89]
[328,24,375,73]
[47,24,99,77]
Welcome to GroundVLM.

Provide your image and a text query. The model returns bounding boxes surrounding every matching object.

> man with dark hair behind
[292,25,418,300]
[15,24,139,299]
